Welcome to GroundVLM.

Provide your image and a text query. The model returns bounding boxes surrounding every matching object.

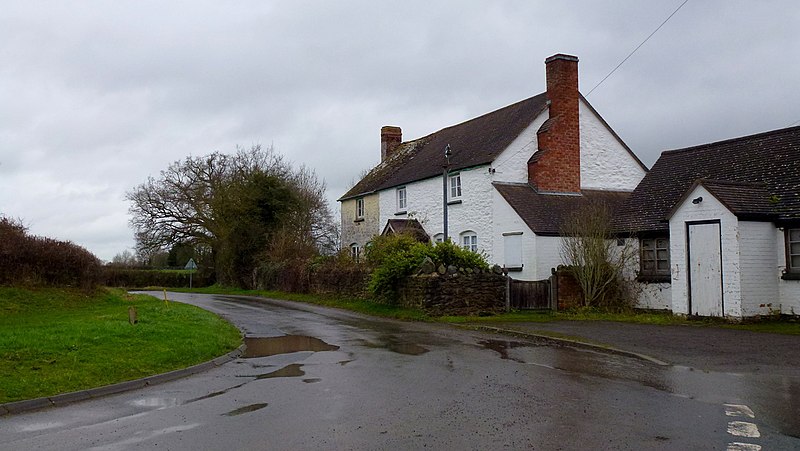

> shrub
[0,216,102,288]
[366,234,489,302]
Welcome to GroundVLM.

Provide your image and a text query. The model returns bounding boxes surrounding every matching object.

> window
[433,233,444,243]
[640,237,670,278]
[461,231,477,252]
[355,197,364,220]
[396,187,407,212]
[503,233,523,270]
[350,243,361,262]
[787,228,800,274]
[449,173,462,200]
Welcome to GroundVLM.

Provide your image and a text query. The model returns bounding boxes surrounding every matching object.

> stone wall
[396,269,507,316]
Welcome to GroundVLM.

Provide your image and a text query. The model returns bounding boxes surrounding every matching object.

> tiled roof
[381,218,430,242]
[615,126,800,233]
[493,183,631,236]
[339,93,550,201]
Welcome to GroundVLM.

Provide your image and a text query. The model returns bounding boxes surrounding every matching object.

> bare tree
[560,200,637,309]
[127,144,337,286]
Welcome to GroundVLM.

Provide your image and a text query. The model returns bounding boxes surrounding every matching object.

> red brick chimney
[528,54,581,193]
[381,126,402,161]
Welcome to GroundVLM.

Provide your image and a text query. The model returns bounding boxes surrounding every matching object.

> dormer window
[449,173,462,200]
[355,197,365,220]
[396,187,407,212]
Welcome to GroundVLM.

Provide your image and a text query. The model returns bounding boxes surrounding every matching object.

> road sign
[185,258,198,270]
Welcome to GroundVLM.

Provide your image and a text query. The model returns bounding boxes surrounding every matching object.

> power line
[789,119,800,127]
[586,0,691,97]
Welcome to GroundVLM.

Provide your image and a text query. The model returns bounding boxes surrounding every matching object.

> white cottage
[339,54,647,278]
[615,126,800,317]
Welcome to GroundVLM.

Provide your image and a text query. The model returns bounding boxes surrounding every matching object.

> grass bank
[0,287,241,404]
[171,285,800,335]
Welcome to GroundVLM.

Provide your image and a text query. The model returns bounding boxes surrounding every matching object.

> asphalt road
[1,293,797,450]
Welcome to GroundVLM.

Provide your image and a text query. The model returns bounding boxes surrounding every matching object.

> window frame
[785,228,800,279]
[449,173,462,200]
[639,236,670,282]
[396,186,407,212]
[350,243,361,262]
[460,231,478,253]
[355,197,365,220]
[433,233,444,244]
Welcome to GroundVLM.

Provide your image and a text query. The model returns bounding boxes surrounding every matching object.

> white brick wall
[777,228,800,315]
[739,221,779,316]
[579,100,646,192]
[384,165,495,256]
[668,185,741,317]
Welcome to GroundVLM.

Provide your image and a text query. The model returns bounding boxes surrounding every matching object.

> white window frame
[350,243,361,262]
[449,173,462,200]
[433,233,444,243]
[355,197,364,220]
[460,231,477,252]
[396,187,407,212]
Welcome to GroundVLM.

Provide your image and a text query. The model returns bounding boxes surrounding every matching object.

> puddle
[302,378,321,383]
[387,343,429,355]
[478,339,533,363]
[243,335,339,358]
[361,338,429,356]
[185,382,247,404]
[223,403,268,416]
[250,363,306,379]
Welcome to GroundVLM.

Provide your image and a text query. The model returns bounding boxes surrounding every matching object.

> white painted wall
[579,99,647,191]
[622,238,673,310]
[491,113,547,183]
[382,165,495,256]
[777,228,800,315]
[491,188,537,279]
[739,221,780,316]
[668,185,741,317]
[534,236,563,280]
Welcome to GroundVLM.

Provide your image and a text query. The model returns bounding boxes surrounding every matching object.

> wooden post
[128,306,138,325]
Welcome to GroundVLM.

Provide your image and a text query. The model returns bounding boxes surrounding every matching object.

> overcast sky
[1,1,798,261]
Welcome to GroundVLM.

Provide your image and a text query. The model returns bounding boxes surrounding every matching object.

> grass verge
[0,286,241,404]
[170,285,800,335]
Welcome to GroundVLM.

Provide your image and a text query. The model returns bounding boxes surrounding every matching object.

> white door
[688,222,723,316]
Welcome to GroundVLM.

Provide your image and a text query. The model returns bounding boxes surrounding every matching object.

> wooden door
[688,222,723,316]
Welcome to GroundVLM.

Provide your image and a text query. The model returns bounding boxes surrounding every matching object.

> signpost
[185,258,198,288]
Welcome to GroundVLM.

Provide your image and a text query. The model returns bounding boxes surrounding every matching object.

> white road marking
[727,443,762,451]
[724,403,755,418]
[727,421,761,438]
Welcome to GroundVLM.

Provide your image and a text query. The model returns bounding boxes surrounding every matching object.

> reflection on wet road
[2,292,798,450]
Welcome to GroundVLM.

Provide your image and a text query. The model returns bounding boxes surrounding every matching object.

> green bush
[366,235,489,302]
[102,267,211,288]
[0,216,101,288]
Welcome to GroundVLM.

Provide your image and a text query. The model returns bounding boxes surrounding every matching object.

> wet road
[2,293,798,450]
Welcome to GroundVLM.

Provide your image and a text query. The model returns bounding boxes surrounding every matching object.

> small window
[787,228,800,273]
[355,198,365,220]
[460,231,477,253]
[640,237,670,277]
[449,173,462,199]
[396,187,407,212]
[350,243,361,262]
[433,233,444,243]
